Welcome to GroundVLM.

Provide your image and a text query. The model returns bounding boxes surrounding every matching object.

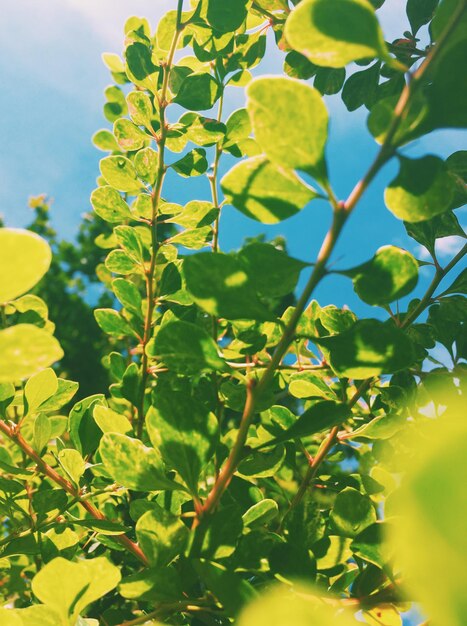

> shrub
[0,0,466,624]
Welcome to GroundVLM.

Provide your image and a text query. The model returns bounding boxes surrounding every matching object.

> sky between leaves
[0,0,465,317]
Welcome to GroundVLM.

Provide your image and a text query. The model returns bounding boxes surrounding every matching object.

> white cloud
[64,0,172,48]
[416,235,465,261]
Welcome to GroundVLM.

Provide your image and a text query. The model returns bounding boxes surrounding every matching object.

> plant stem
[282,379,371,519]
[401,243,467,329]
[136,4,184,439]
[119,600,215,626]
[0,419,148,565]
[209,92,224,255]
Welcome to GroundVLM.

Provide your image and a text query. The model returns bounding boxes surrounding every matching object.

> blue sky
[0,0,465,321]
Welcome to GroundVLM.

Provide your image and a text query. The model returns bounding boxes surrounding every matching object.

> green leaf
[147,387,218,495]
[221,155,318,224]
[105,249,140,274]
[427,40,467,129]
[127,90,154,127]
[0,229,52,304]
[238,243,308,298]
[351,412,407,440]
[103,85,127,123]
[168,226,212,249]
[72,518,131,536]
[407,0,439,35]
[93,405,132,435]
[238,445,286,478]
[33,413,52,453]
[193,559,257,618]
[0,325,63,383]
[284,50,318,80]
[247,77,328,178]
[114,225,144,262]
[196,504,243,559]
[125,42,159,92]
[0,609,24,626]
[342,62,380,111]
[24,368,58,415]
[102,52,125,73]
[183,252,274,321]
[289,372,335,400]
[58,448,85,486]
[0,382,15,415]
[9,606,61,626]
[236,584,358,626]
[314,67,346,95]
[174,73,221,111]
[351,522,391,567]
[385,156,456,222]
[99,433,181,492]
[113,118,148,151]
[181,112,225,146]
[256,400,351,449]
[367,92,429,147]
[93,129,120,152]
[318,319,416,378]
[404,210,465,257]
[136,504,189,567]
[171,148,208,177]
[285,0,390,68]
[150,320,228,374]
[388,397,467,625]
[94,309,133,338]
[100,156,140,193]
[243,499,279,528]
[112,278,143,317]
[68,394,105,456]
[446,150,467,209]
[207,0,248,32]
[345,245,419,305]
[269,540,317,582]
[119,565,183,602]
[134,147,158,184]
[164,200,217,229]
[31,556,121,623]
[330,487,376,537]
[441,268,467,296]
[91,186,132,223]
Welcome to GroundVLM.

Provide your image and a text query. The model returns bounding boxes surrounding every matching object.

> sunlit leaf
[385,156,456,222]
[247,76,328,177]
[0,325,63,383]
[147,386,218,495]
[318,319,416,378]
[149,320,228,374]
[0,229,51,304]
[343,245,419,305]
[183,251,275,320]
[99,433,181,492]
[285,0,390,68]
[221,155,318,223]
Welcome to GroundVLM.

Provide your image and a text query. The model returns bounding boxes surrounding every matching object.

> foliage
[0,0,466,624]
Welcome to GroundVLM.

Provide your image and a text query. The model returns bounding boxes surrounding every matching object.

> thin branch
[0,419,148,565]
[136,3,184,439]
[401,243,467,328]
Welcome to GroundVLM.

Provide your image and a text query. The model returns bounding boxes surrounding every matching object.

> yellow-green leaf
[0,325,63,383]
[285,0,390,68]
[0,229,51,304]
[247,77,328,177]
